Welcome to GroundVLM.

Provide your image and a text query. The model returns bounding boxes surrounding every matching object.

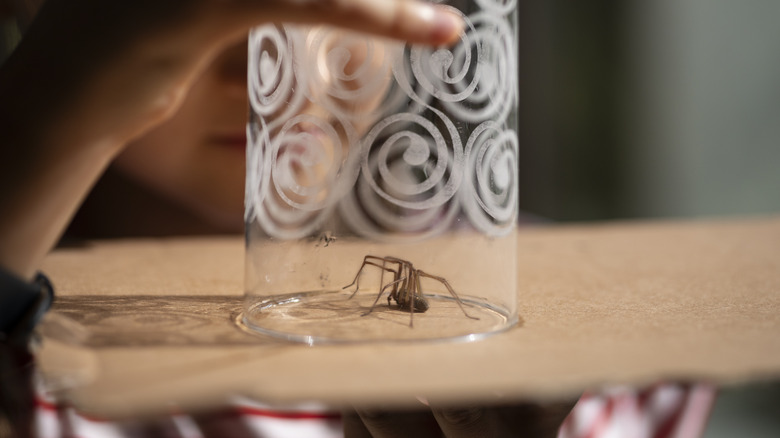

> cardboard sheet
[37,217,780,418]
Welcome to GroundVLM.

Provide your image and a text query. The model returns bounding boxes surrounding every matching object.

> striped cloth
[33,383,715,438]
[558,383,716,438]
[34,393,343,438]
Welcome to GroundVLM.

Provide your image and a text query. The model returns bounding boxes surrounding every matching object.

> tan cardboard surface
[37,217,780,418]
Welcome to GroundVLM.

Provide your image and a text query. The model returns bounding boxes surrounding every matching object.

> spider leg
[401,270,430,328]
[379,258,387,302]
[362,277,406,317]
[417,271,480,320]
[383,256,407,265]
[409,270,420,328]
[378,258,403,304]
[342,256,384,290]
[342,256,399,299]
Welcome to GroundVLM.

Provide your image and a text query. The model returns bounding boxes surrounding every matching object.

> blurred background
[516,0,780,436]
[516,0,780,221]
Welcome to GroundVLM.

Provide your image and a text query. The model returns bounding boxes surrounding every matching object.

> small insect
[316,231,337,247]
[342,255,479,327]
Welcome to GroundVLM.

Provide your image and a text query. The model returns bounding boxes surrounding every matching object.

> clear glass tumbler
[241,0,519,344]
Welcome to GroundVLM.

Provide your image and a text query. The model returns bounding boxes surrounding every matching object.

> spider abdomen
[397,294,430,313]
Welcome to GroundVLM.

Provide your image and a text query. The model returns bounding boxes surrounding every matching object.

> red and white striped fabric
[34,393,343,438]
[558,383,716,438]
[33,383,715,438]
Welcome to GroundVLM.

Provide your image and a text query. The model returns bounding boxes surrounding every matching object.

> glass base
[237,290,516,345]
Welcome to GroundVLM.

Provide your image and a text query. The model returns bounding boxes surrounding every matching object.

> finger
[315,0,464,46]
[353,407,443,438]
[232,0,464,46]
[431,405,500,438]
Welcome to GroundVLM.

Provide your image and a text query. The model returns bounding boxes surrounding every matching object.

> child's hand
[9,0,463,145]
[0,0,463,278]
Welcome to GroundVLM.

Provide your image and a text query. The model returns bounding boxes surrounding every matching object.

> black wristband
[0,267,55,346]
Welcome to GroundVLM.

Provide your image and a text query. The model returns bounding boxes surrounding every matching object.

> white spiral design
[244,117,271,224]
[360,112,463,210]
[338,183,461,242]
[409,10,516,124]
[255,114,360,239]
[248,26,307,131]
[304,29,407,123]
[334,112,463,240]
[461,121,519,236]
[246,2,518,241]
[475,0,517,16]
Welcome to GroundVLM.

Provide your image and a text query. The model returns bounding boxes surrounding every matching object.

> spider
[342,255,479,327]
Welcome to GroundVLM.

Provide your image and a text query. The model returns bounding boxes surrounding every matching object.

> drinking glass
[241,0,519,344]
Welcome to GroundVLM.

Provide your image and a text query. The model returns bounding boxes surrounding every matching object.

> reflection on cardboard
[42,295,261,347]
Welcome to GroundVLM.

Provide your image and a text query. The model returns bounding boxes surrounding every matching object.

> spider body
[342,255,477,327]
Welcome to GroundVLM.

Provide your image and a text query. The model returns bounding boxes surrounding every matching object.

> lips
[211,133,248,151]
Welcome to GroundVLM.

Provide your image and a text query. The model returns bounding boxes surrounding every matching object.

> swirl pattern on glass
[247,0,518,239]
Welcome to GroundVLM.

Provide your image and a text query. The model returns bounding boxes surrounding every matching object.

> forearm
[0,138,117,280]
[0,56,122,280]
[0,2,228,279]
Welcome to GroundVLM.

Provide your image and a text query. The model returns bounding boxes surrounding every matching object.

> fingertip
[424,5,464,45]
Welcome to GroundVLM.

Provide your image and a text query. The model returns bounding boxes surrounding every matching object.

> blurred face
[113,42,249,232]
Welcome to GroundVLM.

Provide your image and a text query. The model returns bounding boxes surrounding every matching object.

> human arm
[0,0,463,281]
